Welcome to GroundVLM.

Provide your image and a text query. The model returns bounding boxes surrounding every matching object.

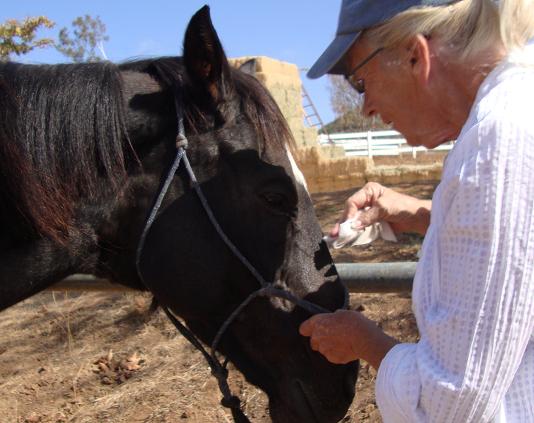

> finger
[310,336,321,351]
[340,198,360,223]
[299,318,316,336]
[349,184,377,208]
[354,207,382,227]
[312,344,353,364]
[319,349,347,365]
[340,184,379,223]
[329,221,340,237]
[325,353,354,365]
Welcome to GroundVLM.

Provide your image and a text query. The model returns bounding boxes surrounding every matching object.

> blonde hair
[363,0,534,63]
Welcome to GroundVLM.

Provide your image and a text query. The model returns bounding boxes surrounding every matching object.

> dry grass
[0,291,273,423]
[0,291,412,423]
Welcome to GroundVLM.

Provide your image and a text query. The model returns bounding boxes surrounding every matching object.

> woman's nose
[362,96,377,118]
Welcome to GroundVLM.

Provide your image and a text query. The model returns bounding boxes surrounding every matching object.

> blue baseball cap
[307,0,460,79]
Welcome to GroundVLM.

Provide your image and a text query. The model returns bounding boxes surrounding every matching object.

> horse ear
[183,6,233,103]
[238,59,257,76]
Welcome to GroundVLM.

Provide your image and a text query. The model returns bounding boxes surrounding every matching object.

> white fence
[318,130,454,158]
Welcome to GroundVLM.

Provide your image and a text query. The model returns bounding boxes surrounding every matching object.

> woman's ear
[406,34,431,86]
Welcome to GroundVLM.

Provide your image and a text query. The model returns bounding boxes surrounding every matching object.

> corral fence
[48,262,417,294]
[319,130,454,158]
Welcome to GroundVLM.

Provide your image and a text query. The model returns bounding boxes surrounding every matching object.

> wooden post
[367,131,373,159]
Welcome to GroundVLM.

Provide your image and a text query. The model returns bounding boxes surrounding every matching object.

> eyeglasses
[345,47,384,94]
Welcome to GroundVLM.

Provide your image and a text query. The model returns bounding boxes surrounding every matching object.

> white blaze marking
[286,146,309,192]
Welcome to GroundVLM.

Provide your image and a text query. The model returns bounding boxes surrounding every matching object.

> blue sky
[2,1,342,124]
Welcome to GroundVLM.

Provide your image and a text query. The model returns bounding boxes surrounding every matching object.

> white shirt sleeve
[375,97,534,422]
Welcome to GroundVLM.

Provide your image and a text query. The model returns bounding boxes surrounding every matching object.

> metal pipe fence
[336,262,415,293]
[47,262,416,294]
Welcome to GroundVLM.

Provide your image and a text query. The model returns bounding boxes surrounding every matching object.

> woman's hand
[330,182,432,237]
[299,310,398,370]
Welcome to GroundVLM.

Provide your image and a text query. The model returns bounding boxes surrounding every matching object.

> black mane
[0,61,131,242]
[0,57,292,243]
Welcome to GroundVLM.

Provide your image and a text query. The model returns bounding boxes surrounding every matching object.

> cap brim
[307,32,361,79]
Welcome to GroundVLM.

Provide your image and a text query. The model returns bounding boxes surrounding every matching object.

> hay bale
[229,56,314,150]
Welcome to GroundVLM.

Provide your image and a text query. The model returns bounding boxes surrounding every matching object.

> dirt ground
[0,181,438,423]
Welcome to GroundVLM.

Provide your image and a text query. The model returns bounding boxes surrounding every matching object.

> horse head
[0,6,358,422]
[98,7,359,422]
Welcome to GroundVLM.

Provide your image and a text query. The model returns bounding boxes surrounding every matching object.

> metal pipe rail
[336,262,415,293]
[47,262,416,294]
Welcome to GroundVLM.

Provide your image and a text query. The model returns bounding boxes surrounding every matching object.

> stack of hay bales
[238,58,307,146]
[230,56,322,149]
[230,56,442,192]
[231,57,349,157]
[295,146,369,192]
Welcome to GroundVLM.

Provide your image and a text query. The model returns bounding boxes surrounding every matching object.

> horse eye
[259,188,296,217]
[262,192,286,208]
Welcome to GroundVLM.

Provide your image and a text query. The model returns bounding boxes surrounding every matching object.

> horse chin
[268,379,346,423]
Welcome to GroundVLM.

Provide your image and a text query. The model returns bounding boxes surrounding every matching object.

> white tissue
[323,218,397,249]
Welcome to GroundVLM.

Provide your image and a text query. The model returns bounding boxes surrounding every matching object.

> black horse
[0,6,357,422]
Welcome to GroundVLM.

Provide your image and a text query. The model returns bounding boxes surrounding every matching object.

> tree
[56,15,109,62]
[0,16,55,61]
[326,74,390,132]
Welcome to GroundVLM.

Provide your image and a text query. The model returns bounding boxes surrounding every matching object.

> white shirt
[375,42,534,422]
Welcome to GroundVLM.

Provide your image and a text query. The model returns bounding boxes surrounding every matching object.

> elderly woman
[300,0,534,421]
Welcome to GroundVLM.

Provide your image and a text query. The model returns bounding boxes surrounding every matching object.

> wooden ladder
[301,84,333,144]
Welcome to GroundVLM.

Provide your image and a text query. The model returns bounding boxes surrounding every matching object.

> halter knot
[176,133,188,149]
